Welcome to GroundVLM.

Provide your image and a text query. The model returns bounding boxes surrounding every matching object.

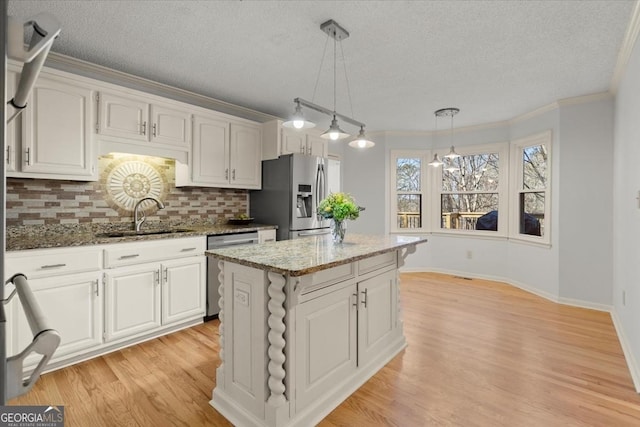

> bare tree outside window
[396,157,422,228]
[520,144,547,236]
[441,153,500,230]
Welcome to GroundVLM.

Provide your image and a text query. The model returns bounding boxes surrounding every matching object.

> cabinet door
[11,272,102,368]
[22,76,95,178]
[98,92,149,141]
[104,264,161,342]
[230,122,261,188]
[281,129,305,155]
[192,114,230,185]
[161,257,205,325]
[307,134,328,158]
[295,282,357,411]
[5,70,17,173]
[150,103,191,147]
[357,269,398,367]
[258,229,276,243]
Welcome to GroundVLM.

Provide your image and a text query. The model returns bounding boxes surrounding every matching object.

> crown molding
[556,92,612,107]
[611,0,640,94]
[44,51,279,123]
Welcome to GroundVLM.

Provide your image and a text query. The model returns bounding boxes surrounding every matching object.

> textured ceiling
[7,1,636,132]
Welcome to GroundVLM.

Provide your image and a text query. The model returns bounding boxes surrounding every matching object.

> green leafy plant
[317,192,362,221]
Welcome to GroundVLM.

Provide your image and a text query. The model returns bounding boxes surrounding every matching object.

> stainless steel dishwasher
[206,231,260,319]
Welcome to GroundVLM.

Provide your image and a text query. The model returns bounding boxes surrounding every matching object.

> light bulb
[329,131,340,141]
[357,139,366,148]
[293,120,304,129]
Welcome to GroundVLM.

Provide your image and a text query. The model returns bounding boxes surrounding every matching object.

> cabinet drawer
[104,237,206,268]
[300,262,355,295]
[357,251,397,276]
[6,247,102,280]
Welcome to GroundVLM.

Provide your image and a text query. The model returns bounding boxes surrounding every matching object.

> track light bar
[294,98,366,129]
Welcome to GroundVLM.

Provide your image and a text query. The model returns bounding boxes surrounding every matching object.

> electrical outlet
[622,290,626,306]
[466,250,473,260]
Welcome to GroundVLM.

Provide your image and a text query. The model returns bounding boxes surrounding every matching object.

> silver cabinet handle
[232,169,236,180]
[163,268,168,283]
[95,279,99,297]
[40,263,66,269]
[141,121,147,135]
[300,145,304,154]
[118,254,140,260]
[154,269,160,285]
[180,247,197,252]
[225,168,229,180]
[6,145,10,164]
[352,293,358,307]
[25,147,30,165]
[152,123,157,137]
[361,289,368,308]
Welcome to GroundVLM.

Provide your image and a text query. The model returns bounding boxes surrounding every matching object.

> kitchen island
[206,233,427,427]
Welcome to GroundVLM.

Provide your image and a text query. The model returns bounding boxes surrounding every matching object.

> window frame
[389,150,431,233]
[431,142,510,237]
[509,131,552,246]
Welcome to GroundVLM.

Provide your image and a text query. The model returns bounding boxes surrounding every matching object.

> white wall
[613,27,640,390]
[558,98,614,306]
[343,97,616,310]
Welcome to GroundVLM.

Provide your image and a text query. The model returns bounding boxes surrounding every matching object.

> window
[436,143,509,234]
[510,131,551,244]
[390,152,428,231]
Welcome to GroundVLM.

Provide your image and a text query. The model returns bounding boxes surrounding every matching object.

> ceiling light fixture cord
[340,40,355,119]
[311,34,330,104]
[333,34,337,112]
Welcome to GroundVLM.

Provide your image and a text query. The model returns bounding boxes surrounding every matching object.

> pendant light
[283,100,315,129]
[430,108,460,169]
[348,126,375,148]
[437,108,460,159]
[286,19,375,148]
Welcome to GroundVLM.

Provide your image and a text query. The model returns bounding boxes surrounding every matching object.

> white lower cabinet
[162,257,206,325]
[5,237,206,373]
[10,272,103,370]
[104,263,161,342]
[103,237,206,343]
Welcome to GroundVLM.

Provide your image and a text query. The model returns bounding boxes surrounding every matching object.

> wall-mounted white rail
[3,274,61,402]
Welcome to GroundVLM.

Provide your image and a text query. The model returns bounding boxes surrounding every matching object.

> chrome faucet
[134,197,165,232]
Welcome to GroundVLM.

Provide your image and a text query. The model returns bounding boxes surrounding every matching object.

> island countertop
[205,233,428,276]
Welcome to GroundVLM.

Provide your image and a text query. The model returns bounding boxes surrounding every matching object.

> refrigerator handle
[315,163,321,221]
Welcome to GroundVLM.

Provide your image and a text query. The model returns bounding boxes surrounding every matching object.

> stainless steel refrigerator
[250,154,330,240]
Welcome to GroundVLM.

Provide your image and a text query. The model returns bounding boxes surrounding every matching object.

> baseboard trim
[402,268,612,313]
[611,309,640,393]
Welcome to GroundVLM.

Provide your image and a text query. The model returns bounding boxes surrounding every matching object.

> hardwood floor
[11,273,640,426]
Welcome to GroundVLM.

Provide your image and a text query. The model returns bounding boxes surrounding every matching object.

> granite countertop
[206,233,428,276]
[6,221,277,251]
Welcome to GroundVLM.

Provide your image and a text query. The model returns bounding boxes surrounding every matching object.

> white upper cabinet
[262,120,328,160]
[98,91,191,148]
[181,113,261,189]
[191,114,230,186]
[5,70,17,173]
[306,133,328,158]
[11,71,97,180]
[230,122,262,188]
[98,92,149,142]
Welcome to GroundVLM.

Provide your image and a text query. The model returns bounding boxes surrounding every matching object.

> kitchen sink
[95,229,195,238]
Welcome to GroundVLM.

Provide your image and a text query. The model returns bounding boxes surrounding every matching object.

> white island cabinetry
[207,234,426,427]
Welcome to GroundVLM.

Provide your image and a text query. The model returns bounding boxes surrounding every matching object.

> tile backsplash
[6,154,248,227]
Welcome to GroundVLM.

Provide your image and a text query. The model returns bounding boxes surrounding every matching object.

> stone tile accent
[6,154,249,227]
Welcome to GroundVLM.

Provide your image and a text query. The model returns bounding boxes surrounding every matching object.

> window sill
[389,230,552,249]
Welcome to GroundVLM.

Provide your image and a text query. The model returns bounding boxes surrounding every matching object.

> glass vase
[331,219,346,243]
